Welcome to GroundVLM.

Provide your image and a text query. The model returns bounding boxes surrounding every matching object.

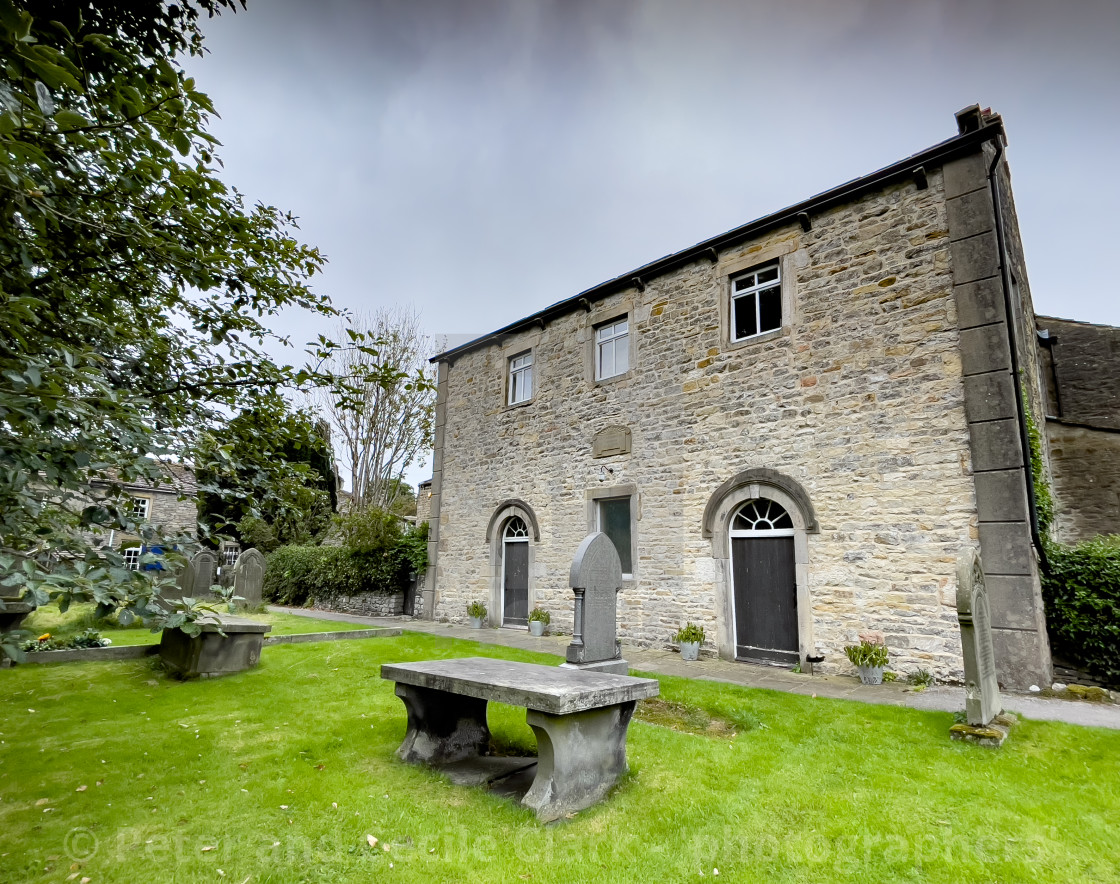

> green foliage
[467,601,487,619]
[528,606,550,625]
[197,393,338,548]
[1023,390,1055,535]
[0,1,395,657]
[235,515,278,554]
[908,668,935,689]
[675,622,705,644]
[881,671,898,683]
[20,627,109,651]
[844,640,889,668]
[1042,535,1120,685]
[333,507,401,553]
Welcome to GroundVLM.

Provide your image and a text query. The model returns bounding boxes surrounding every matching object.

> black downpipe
[987,140,1049,571]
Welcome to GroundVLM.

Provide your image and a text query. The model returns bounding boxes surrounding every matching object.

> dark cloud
[186,0,1120,351]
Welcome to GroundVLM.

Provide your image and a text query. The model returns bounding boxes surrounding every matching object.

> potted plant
[467,601,487,629]
[675,622,705,661]
[528,606,550,636]
[844,639,889,685]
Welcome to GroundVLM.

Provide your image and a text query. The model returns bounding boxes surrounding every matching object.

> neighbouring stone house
[89,462,199,569]
[421,106,1063,689]
[1036,316,1120,542]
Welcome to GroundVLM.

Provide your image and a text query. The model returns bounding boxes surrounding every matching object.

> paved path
[270,606,1120,730]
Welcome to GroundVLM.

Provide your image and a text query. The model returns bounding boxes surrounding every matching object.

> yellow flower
[38,633,51,641]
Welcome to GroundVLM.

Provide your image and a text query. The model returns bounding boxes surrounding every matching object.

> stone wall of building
[1046,424,1120,542]
[432,167,981,682]
[1036,315,1120,543]
[415,481,432,525]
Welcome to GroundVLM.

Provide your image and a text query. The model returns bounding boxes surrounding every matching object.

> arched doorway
[729,499,798,664]
[501,516,530,627]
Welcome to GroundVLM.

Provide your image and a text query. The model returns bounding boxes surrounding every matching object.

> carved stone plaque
[592,425,632,458]
[957,548,1002,727]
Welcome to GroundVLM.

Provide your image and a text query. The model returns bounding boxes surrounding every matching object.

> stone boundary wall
[432,166,980,682]
[312,592,405,618]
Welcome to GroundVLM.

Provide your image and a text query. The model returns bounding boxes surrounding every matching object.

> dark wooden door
[731,536,798,664]
[503,541,529,626]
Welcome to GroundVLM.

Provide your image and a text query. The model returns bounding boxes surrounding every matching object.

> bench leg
[394,683,490,765]
[522,700,636,822]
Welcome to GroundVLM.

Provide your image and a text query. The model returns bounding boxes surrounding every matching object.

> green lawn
[20,603,371,648]
[1,633,1117,883]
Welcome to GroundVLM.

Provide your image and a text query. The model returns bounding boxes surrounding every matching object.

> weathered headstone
[191,550,217,598]
[176,557,196,598]
[232,548,265,608]
[562,532,628,675]
[951,548,1013,747]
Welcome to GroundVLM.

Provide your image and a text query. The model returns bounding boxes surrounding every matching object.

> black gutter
[433,119,1006,364]
[987,140,1049,570]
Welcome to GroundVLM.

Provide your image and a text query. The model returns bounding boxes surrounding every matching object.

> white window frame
[130,496,150,521]
[595,318,629,380]
[730,261,782,342]
[222,543,241,567]
[123,547,142,571]
[508,351,533,405]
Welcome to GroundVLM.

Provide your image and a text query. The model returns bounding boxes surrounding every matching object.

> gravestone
[562,532,628,675]
[176,557,196,599]
[951,548,1013,747]
[232,548,265,608]
[190,550,218,598]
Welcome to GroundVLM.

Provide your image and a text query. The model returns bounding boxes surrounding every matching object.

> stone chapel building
[420,106,1066,690]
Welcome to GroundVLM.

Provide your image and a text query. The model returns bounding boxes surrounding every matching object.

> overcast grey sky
[185,0,1120,482]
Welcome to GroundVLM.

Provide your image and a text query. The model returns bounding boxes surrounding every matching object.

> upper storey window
[731,262,782,341]
[595,318,629,380]
[508,351,533,405]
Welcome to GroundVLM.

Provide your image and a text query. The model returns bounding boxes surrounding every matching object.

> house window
[595,318,629,380]
[508,351,533,405]
[221,543,240,567]
[123,547,141,571]
[130,496,150,521]
[597,496,633,576]
[731,261,782,341]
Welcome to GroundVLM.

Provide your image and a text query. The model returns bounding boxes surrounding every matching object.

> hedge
[263,523,428,607]
[1041,536,1120,686]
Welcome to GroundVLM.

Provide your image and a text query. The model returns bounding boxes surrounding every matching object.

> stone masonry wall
[434,168,980,682]
[1046,422,1120,542]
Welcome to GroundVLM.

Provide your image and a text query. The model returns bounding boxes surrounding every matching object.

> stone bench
[381,656,659,821]
[159,615,271,678]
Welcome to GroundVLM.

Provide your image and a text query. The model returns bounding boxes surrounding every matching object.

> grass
[19,603,372,648]
[1,633,1119,883]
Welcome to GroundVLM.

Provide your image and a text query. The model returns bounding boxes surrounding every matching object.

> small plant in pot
[675,622,705,661]
[528,606,550,636]
[844,639,889,685]
[467,601,487,628]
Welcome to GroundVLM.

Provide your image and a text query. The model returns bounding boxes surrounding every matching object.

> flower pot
[528,620,545,637]
[680,640,700,662]
[857,664,884,685]
[469,616,484,629]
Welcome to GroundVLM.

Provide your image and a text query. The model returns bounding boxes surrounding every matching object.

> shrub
[467,601,487,619]
[676,622,705,644]
[844,640,888,668]
[263,517,428,607]
[1042,535,1120,685]
[528,606,550,624]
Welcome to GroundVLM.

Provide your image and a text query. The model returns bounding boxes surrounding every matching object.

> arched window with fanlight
[728,498,798,664]
[502,516,530,626]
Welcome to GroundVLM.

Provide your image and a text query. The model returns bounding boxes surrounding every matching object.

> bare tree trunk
[310,306,436,514]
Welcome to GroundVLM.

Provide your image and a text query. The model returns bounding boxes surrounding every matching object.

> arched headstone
[562,533,627,675]
[957,548,1002,727]
[191,550,218,598]
[233,548,266,608]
